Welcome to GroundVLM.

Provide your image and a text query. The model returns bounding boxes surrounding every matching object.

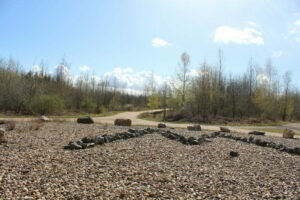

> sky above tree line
[0,0,299,93]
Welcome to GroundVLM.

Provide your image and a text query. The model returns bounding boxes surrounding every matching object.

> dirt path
[1,110,299,138]
[92,110,300,138]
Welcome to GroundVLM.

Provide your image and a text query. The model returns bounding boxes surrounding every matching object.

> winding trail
[92,110,300,138]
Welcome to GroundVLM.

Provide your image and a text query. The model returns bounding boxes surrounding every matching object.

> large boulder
[283,129,295,139]
[114,119,132,126]
[248,131,265,136]
[187,124,201,131]
[0,128,6,144]
[77,116,94,124]
[220,126,230,133]
[0,120,6,125]
[158,123,166,128]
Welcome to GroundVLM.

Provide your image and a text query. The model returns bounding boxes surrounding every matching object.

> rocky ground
[0,122,299,199]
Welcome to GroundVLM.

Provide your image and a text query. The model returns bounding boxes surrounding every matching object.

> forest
[147,51,300,122]
[0,52,299,122]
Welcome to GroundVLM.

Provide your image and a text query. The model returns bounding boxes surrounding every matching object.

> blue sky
[0,0,300,91]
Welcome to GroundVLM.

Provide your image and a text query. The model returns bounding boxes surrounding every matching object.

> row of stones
[219,133,300,155]
[64,128,156,150]
[64,128,218,150]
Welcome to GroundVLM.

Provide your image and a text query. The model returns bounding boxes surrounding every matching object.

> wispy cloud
[152,38,172,47]
[247,21,259,27]
[79,65,90,72]
[271,50,284,58]
[288,20,300,42]
[214,25,264,45]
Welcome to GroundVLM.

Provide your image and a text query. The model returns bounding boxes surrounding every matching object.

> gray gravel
[0,122,299,199]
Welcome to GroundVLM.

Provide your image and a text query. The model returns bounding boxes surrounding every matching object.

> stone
[158,123,166,128]
[69,142,82,150]
[82,143,95,149]
[248,131,265,136]
[95,136,105,145]
[187,124,201,131]
[103,134,115,143]
[77,116,94,124]
[82,137,95,143]
[0,120,6,125]
[282,129,295,139]
[220,127,230,133]
[230,151,239,157]
[0,128,7,144]
[293,147,300,155]
[187,137,199,145]
[39,115,50,122]
[114,119,132,126]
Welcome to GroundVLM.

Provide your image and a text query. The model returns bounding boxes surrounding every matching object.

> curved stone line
[219,133,300,155]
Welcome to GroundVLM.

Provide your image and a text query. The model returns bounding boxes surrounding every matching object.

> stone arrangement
[64,128,300,155]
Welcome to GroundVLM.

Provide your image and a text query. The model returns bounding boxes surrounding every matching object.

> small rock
[69,142,82,150]
[187,137,199,145]
[95,136,105,145]
[229,151,239,157]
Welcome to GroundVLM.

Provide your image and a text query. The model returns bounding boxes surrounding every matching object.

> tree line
[0,57,147,115]
[147,51,300,122]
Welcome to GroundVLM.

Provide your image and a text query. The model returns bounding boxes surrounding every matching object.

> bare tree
[177,52,190,106]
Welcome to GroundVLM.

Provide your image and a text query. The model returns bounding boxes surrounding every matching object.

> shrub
[28,95,65,115]
[80,98,96,113]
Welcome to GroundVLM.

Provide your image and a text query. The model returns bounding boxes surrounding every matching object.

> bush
[80,98,96,113]
[28,95,65,115]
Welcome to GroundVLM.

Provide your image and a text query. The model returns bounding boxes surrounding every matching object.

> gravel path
[0,122,299,199]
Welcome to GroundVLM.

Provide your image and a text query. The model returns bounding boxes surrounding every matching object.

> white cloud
[152,38,171,47]
[104,67,168,94]
[31,65,42,73]
[257,74,269,85]
[214,26,264,45]
[289,20,300,34]
[79,65,90,72]
[271,50,284,58]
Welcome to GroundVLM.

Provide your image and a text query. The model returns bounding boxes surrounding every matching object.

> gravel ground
[0,122,299,199]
